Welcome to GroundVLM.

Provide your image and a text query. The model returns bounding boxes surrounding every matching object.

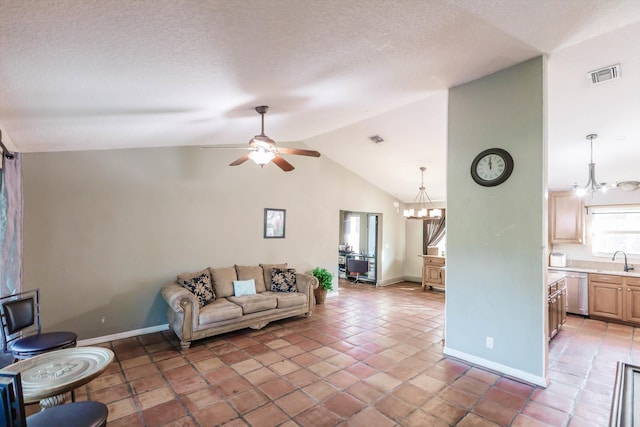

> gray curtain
[422,216,446,255]
[0,153,23,297]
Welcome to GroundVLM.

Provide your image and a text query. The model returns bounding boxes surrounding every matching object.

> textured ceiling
[2,1,640,202]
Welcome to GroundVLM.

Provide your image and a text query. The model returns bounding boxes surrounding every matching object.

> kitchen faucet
[612,250,634,272]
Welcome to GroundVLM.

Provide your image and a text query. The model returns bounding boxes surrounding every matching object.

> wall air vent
[588,64,621,84]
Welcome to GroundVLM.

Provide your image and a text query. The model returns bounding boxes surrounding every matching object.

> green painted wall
[445,57,547,384]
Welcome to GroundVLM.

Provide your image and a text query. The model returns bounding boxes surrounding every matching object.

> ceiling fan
[204,106,321,172]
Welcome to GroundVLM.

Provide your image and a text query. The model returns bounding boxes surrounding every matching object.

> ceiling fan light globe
[249,149,275,166]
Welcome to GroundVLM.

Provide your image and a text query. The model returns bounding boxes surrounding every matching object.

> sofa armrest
[296,273,318,314]
[296,273,320,293]
[161,281,200,347]
[161,281,199,314]
[297,272,318,292]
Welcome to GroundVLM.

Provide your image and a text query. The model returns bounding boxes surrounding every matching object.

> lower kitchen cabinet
[548,278,567,340]
[589,274,640,325]
[626,277,640,323]
[589,274,624,321]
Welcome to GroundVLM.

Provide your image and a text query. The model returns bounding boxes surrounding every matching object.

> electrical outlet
[101,316,106,324]
[486,336,494,349]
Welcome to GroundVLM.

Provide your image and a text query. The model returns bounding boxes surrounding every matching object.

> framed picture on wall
[264,208,286,238]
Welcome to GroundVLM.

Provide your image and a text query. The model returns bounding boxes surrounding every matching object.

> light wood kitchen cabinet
[548,277,567,340]
[588,274,640,325]
[625,277,640,324]
[422,256,445,290]
[589,274,623,321]
[549,191,584,244]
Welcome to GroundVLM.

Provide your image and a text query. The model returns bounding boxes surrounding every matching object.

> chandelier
[573,133,607,197]
[403,167,442,219]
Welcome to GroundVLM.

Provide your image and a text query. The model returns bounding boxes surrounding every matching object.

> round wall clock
[470,148,514,187]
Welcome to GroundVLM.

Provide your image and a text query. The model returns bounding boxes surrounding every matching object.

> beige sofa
[161,263,318,349]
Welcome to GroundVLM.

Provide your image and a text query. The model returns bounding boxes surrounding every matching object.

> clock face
[470,148,514,187]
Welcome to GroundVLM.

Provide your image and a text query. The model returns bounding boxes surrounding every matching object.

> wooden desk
[0,347,114,410]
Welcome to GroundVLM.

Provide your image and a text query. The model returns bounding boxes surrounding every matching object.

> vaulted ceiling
[2,1,640,202]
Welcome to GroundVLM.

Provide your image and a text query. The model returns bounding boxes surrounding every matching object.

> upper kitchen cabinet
[549,191,585,245]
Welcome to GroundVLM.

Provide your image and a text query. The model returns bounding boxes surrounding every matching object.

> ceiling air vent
[369,135,384,143]
[588,64,621,84]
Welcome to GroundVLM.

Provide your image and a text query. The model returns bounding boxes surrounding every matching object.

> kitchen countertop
[547,271,567,287]
[549,266,640,278]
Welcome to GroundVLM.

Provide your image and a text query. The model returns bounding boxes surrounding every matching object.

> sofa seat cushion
[264,291,307,309]
[198,298,243,325]
[227,293,277,314]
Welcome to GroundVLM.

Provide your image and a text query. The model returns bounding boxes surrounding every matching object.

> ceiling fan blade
[276,147,321,157]
[272,155,295,172]
[229,154,251,166]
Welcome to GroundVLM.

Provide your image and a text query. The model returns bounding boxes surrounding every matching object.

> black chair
[0,372,108,427]
[0,289,77,361]
[347,258,369,283]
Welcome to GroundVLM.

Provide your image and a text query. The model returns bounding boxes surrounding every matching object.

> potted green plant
[311,267,333,304]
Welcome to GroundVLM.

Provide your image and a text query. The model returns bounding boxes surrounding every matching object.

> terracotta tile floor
[25,281,635,426]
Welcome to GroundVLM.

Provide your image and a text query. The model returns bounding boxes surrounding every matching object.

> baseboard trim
[376,277,407,286]
[443,346,548,387]
[77,324,169,347]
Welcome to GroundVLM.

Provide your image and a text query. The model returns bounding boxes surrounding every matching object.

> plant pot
[314,288,327,304]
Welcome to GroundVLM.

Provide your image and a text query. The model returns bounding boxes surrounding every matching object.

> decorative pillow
[233,279,257,296]
[271,268,297,292]
[259,263,287,291]
[178,270,215,308]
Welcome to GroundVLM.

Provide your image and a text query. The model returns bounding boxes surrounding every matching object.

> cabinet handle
[619,288,622,291]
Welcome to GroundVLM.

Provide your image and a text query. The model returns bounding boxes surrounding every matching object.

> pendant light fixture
[403,167,442,219]
[573,133,607,197]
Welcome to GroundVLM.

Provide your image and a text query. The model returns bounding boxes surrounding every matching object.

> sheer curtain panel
[422,216,446,255]
[0,153,23,297]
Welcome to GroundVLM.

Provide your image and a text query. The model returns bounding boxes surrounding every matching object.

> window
[344,214,360,254]
[591,206,640,256]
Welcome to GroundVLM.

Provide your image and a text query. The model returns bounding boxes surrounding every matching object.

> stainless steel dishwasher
[564,272,589,315]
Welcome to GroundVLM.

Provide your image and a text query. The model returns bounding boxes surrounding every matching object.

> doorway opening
[338,211,379,285]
